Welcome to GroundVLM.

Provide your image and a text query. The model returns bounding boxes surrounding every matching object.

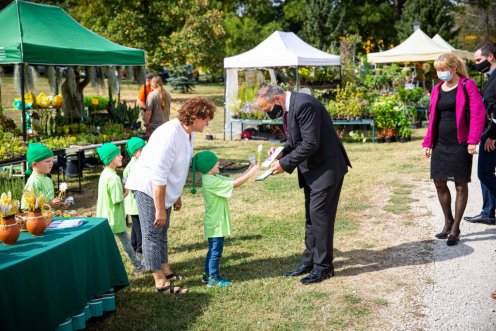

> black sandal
[156,284,187,294]
[165,273,184,281]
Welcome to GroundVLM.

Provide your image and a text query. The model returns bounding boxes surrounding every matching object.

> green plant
[398,87,423,106]
[418,95,431,109]
[107,100,140,129]
[371,95,402,134]
[332,82,363,118]
[168,64,197,93]
[84,96,109,111]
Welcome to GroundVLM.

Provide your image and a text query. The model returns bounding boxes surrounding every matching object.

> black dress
[431,87,472,182]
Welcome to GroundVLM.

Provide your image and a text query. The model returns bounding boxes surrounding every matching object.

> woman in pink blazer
[422,53,486,246]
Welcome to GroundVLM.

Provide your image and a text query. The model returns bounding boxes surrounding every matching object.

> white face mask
[437,70,453,82]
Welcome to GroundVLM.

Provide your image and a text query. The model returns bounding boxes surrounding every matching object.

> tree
[395,0,457,42]
[300,0,398,53]
[454,0,496,49]
[223,13,284,57]
[166,4,226,73]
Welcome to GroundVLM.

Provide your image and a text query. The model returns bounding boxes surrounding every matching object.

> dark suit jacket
[481,70,496,138]
[279,92,351,190]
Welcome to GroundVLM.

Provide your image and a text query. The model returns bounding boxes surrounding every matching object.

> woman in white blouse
[126,97,216,294]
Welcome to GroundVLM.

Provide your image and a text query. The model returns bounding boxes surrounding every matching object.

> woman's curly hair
[178,97,216,126]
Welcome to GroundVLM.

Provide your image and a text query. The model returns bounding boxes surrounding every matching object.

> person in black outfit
[422,53,486,246]
[255,85,351,284]
[464,42,496,225]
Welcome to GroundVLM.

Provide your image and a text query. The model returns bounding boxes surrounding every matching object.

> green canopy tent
[0,0,146,140]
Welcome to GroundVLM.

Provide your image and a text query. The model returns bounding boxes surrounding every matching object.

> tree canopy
[0,0,491,72]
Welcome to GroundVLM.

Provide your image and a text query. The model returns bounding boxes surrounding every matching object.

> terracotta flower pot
[26,211,46,236]
[0,216,20,245]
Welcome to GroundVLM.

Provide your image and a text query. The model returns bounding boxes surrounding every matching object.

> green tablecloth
[0,218,129,331]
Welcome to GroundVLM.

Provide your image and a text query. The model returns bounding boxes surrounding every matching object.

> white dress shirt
[125,118,194,208]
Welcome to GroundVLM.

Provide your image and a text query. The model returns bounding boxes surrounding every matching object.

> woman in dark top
[422,53,486,246]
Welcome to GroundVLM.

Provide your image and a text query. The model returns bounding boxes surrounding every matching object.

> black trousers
[301,176,344,270]
[130,214,142,254]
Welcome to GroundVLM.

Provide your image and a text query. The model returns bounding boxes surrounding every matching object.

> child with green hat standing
[191,150,259,287]
[22,142,62,210]
[96,142,143,274]
[123,137,146,259]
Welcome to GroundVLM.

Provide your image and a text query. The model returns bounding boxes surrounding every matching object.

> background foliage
[1,0,493,73]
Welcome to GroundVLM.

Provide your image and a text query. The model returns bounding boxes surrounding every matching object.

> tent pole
[295,66,299,91]
[223,68,226,141]
[21,63,27,142]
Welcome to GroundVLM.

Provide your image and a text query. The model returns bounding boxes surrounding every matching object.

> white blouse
[125,118,194,208]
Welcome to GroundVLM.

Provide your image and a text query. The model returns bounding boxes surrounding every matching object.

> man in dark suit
[464,43,496,225]
[255,85,351,284]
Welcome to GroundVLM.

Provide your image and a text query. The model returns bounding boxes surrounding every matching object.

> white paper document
[48,219,85,229]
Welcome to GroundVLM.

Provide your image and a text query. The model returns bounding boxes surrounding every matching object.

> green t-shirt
[201,174,234,238]
[96,167,126,234]
[22,171,55,210]
[123,157,139,216]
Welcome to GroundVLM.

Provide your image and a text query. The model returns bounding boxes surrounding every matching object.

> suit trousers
[478,133,496,218]
[301,176,344,270]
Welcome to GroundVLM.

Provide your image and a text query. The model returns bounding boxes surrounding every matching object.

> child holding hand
[96,143,143,275]
[191,150,259,287]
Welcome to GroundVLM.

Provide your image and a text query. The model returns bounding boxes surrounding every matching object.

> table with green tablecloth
[0,218,129,331]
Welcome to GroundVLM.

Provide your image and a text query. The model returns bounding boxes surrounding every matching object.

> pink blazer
[422,77,486,148]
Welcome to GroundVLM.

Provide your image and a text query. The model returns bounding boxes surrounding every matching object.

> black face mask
[475,59,491,73]
[267,104,283,119]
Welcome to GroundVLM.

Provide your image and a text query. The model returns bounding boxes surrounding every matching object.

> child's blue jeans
[115,231,142,269]
[205,237,225,279]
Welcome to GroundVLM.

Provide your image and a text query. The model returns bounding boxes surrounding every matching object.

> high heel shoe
[435,231,449,239]
[435,223,453,239]
[446,230,460,246]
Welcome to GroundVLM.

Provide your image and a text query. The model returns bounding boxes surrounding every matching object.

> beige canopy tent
[367,29,472,63]
[432,34,473,61]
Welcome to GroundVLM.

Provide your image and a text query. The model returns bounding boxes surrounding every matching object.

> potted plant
[371,95,402,142]
[21,191,47,236]
[333,82,363,120]
[0,191,20,245]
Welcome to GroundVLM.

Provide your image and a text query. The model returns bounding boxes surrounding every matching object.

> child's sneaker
[201,272,209,284]
[133,263,145,276]
[207,276,232,287]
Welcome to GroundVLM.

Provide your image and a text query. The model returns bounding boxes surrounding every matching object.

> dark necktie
[283,111,289,138]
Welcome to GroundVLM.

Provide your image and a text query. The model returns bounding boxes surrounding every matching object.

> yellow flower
[21,191,45,212]
[52,95,63,108]
[92,98,99,106]
[0,191,20,218]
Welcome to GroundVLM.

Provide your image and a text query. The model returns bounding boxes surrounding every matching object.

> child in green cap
[96,142,143,275]
[191,150,259,287]
[123,137,146,259]
[22,142,62,210]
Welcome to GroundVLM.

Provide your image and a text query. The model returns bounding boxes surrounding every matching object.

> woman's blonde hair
[150,76,168,109]
[434,53,469,78]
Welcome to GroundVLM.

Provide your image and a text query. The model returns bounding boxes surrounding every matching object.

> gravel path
[419,153,496,330]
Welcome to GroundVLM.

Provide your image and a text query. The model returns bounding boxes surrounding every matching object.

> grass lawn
[1,80,432,330]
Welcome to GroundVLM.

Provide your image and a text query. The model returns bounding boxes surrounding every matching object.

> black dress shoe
[300,268,335,285]
[283,264,313,277]
[464,214,492,223]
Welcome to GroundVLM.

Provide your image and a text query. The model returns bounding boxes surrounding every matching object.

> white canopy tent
[223,31,341,139]
[367,29,472,63]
